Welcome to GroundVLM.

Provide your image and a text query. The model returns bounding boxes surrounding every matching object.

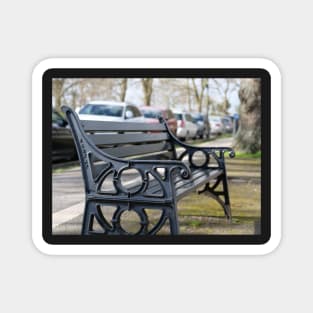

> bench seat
[128,167,223,200]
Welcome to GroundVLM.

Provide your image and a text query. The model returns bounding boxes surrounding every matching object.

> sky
[124,78,241,115]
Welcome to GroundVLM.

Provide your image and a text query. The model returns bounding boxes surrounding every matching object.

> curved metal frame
[62,106,190,235]
[62,106,235,235]
[159,116,234,220]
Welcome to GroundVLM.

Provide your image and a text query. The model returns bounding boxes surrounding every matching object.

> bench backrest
[62,106,176,162]
[81,119,175,160]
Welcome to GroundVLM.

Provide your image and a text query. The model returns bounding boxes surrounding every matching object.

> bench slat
[144,169,205,195]
[91,151,174,176]
[101,142,172,158]
[126,168,223,198]
[88,132,169,146]
[176,169,222,199]
[81,120,166,132]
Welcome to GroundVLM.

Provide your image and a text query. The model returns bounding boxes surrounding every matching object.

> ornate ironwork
[62,106,191,235]
[159,116,235,220]
[62,106,235,235]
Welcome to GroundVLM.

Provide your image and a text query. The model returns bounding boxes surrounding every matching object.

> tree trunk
[119,79,128,102]
[52,79,65,111]
[141,78,153,106]
[187,79,191,112]
[203,81,210,137]
[192,78,202,112]
[203,78,211,135]
[234,79,261,153]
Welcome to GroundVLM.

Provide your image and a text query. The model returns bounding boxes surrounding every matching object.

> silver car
[209,116,225,135]
[173,111,198,140]
[78,101,144,122]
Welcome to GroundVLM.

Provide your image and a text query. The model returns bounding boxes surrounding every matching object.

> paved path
[198,136,233,147]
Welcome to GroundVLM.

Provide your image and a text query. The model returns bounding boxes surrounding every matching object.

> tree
[234,79,261,153]
[211,79,239,115]
[52,79,84,111]
[52,78,131,110]
[141,78,153,106]
[191,78,206,112]
[119,79,128,102]
[152,79,193,109]
[202,79,211,135]
[186,79,192,111]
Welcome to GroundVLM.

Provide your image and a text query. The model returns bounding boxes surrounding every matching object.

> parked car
[78,101,144,122]
[221,116,234,133]
[139,106,177,134]
[191,113,211,139]
[209,116,225,136]
[173,111,198,140]
[52,110,77,162]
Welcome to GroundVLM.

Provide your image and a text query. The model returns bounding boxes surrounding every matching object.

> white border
[32,58,281,255]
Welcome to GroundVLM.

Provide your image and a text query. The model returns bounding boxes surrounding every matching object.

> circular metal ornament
[112,207,148,235]
[189,150,208,168]
[115,167,146,195]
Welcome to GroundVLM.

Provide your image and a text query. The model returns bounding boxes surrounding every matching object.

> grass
[141,180,261,235]
[234,151,261,159]
[218,133,233,139]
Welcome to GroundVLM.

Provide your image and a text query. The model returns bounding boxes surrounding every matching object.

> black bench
[62,106,235,235]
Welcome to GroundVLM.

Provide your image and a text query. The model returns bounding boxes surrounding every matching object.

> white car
[209,116,225,135]
[78,101,145,122]
[173,111,198,140]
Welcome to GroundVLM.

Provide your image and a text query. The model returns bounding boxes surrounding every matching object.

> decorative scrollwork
[112,206,149,235]
[63,106,234,235]
[86,203,172,235]
[158,114,235,170]
[92,157,191,201]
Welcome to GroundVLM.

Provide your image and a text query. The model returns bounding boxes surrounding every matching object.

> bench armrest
[128,159,191,179]
[89,159,191,202]
[158,116,235,168]
[176,143,235,158]
[177,143,235,169]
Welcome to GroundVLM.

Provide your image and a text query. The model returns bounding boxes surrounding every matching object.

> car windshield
[210,117,221,122]
[222,118,232,125]
[193,115,204,122]
[79,104,123,117]
[174,113,183,120]
[142,110,162,119]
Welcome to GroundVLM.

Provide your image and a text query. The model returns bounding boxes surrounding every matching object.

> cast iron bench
[62,106,235,235]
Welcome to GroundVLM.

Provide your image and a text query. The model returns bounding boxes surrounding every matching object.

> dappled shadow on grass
[176,180,261,235]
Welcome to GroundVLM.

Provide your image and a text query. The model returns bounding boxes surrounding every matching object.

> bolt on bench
[62,106,235,235]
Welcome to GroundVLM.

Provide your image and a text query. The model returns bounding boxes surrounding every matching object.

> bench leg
[81,201,178,235]
[168,207,180,235]
[81,201,96,235]
[221,173,232,220]
[198,173,232,221]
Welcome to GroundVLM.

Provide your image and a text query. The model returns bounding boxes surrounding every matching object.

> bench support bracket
[81,201,180,235]
[198,174,232,220]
